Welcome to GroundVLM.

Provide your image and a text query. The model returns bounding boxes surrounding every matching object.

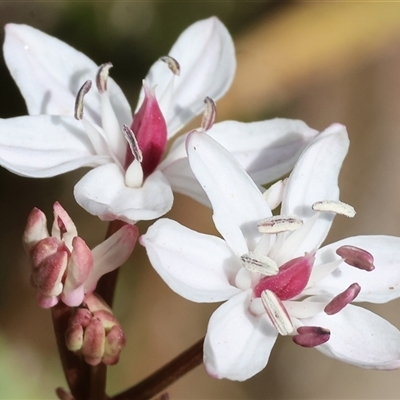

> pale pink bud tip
[336,245,375,271]
[22,207,48,252]
[324,282,361,315]
[293,326,330,347]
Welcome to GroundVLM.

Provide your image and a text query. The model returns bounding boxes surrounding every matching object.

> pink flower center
[128,85,167,178]
[253,253,315,300]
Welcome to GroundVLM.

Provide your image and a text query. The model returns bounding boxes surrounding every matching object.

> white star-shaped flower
[141,124,400,380]
[0,18,318,222]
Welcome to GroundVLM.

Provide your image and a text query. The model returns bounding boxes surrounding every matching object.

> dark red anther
[324,282,361,315]
[336,245,375,271]
[292,326,330,347]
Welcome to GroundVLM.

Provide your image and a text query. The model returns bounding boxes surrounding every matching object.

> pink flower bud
[65,294,126,366]
[22,207,49,252]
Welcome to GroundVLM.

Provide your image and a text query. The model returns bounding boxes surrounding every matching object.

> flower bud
[65,293,126,366]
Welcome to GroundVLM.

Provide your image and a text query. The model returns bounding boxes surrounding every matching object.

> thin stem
[52,303,90,400]
[112,337,205,400]
[89,364,108,400]
[53,220,127,399]
[96,219,127,307]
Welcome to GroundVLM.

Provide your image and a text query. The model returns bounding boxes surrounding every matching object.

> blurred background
[1,1,400,399]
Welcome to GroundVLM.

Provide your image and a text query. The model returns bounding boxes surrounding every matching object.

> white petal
[161,118,317,207]
[4,24,132,126]
[0,115,109,177]
[207,118,318,184]
[204,290,278,381]
[309,235,400,303]
[187,132,271,255]
[74,164,173,223]
[161,156,211,207]
[140,218,241,302]
[282,124,350,253]
[138,17,235,137]
[303,304,400,369]
[85,224,138,293]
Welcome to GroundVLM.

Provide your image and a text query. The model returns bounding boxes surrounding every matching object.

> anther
[258,215,303,234]
[240,252,278,276]
[312,200,356,218]
[96,62,113,93]
[159,56,180,76]
[336,245,375,271]
[324,282,361,315]
[74,80,92,120]
[122,125,143,163]
[201,97,217,131]
[292,326,330,347]
[261,290,294,335]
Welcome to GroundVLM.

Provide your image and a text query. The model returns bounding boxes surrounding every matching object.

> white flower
[0,18,318,222]
[141,124,400,381]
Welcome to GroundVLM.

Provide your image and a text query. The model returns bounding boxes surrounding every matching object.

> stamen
[57,216,67,235]
[324,283,361,315]
[261,290,294,335]
[159,55,180,76]
[312,200,356,218]
[262,179,286,210]
[336,245,375,271]
[292,326,330,347]
[258,215,303,234]
[74,80,92,120]
[122,125,143,163]
[240,251,278,276]
[201,97,216,131]
[96,62,113,93]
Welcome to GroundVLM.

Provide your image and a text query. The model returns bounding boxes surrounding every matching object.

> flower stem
[53,220,127,399]
[96,219,127,307]
[111,337,205,400]
[52,303,90,400]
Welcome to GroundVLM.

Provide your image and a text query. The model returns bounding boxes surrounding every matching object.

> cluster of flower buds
[23,202,137,309]
[65,293,126,365]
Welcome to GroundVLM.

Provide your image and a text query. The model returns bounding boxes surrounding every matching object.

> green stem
[112,337,204,400]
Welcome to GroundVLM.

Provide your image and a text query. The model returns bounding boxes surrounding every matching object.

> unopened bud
[66,293,126,366]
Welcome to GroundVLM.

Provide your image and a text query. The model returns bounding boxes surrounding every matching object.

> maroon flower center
[128,86,167,178]
[253,253,314,300]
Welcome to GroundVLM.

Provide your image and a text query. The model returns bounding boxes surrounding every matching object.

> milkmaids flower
[0,18,318,222]
[141,124,400,381]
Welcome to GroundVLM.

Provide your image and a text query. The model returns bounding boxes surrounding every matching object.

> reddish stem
[111,337,204,400]
[52,303,91,400]
[53,220,128,399]
[96,219,128,307]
